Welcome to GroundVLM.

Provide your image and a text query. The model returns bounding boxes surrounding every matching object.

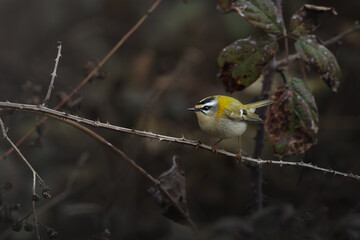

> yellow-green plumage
[190,95,273,139]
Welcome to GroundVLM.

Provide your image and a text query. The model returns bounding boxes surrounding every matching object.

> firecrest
[188,95,273,160]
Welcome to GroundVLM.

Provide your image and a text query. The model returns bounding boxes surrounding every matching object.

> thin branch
[32,172,40,240]
[1,104,197,232]
[43,42,62,106]
[1,104,197,231]
[1,101,360,181]
[0,118,43,239]
[324,21,360,46]
[250,58,275,212]
[1,0,164,161]
[0,153,88,240]
[276,21,360,68]
[0,117,44,185]
[56,117,197,232]
[38,153,88,215]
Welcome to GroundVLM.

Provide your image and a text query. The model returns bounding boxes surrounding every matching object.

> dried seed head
[11,221,22,232]
[24,223,34,232]
[42,188,52,199]
[47,228,58,239]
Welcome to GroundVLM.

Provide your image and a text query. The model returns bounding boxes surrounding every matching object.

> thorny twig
[0,106,197,231]
[0,153,88,240]
[0,104,197,232]
[1,102,360,181]
[43,42,62,106]
[0,118,45,185]
[0,118,44,239]
[1,0,164,161]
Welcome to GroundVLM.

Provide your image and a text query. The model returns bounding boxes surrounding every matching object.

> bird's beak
[187,107,198,111]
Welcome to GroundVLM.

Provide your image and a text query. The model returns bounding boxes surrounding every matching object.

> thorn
[181,133,185,140]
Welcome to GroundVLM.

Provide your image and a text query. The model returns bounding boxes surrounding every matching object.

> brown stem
[250,58,275,212]
[1,0,164,161]
[35,113,197,232]
[247,0,282,213]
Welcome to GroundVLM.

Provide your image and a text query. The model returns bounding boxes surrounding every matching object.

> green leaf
[289,4,338,37]
[217,34,279,92]
[295,35,341,92]
[232,0,284,34]
[265,78,319,157]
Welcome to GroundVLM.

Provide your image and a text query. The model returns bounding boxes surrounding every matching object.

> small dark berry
[24,223,34,232]
[32,194,40,202]
[11,221,22,232]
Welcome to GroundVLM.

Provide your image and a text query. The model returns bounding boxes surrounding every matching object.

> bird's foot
[236,151,243,163]
[212,144,217,153]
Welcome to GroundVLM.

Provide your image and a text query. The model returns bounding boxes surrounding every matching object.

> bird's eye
[202,106,211,111]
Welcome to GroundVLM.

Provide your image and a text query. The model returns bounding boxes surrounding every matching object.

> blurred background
[0,0,359,239]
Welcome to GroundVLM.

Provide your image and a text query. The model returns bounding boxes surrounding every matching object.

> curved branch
[30,110,197,232]
[1,0,164,160]
[1,101,359,181]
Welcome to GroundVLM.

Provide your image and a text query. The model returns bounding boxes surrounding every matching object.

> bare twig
[0,117,44,185]
[1,101,360,181]
[251,58,275,212]
[38,153,88,215]
[245,0,283,213]
[276,21,360,68]
[32,172,40,240]
[1,0,164,161]
[43,42,62,106]
[1,103,197,232]
[55,117,197,232]
[0,153,88,240]
[324,21,360,46]
[0,118,43,239]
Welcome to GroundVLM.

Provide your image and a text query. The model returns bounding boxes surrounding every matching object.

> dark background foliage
[0,0,359,239]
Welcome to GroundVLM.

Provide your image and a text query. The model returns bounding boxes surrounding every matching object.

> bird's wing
[224,102,264,123]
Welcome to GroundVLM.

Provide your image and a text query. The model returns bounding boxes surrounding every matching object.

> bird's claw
[236,151,243,162]
[212,144,217,153]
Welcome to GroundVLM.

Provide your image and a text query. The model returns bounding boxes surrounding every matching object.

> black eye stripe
[243,109,247,115]
[202,106,211,111]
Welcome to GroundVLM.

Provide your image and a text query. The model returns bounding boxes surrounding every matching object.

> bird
[188,95,274,160]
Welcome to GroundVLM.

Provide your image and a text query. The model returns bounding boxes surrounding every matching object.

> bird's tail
[245,99,274,112]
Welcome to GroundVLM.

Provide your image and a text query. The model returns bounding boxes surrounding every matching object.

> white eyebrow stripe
[202,101,217,107]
